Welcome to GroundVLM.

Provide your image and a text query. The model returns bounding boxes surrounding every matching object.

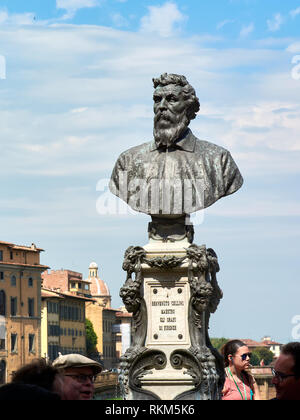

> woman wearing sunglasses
[221,340,261,400]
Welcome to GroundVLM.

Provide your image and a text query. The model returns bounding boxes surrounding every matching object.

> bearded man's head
[152,73,200,147]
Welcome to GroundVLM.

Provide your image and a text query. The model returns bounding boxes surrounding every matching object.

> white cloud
[0,9,35,25]
[56,0,99,19]
[287,42,300,53]
[267,13,284,32]
[140,2,186,37]
[290,7,300,18]
[240,22,254,38]
[111,13,129,28]
[217,19,235,30]
[56,0,98,10]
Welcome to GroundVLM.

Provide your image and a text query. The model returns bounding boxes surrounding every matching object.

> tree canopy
[251,347,274,366]
[211,338,229,351]
[85,319,98,356]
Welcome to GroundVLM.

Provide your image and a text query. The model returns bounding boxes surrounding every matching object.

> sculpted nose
[158,98,167,110]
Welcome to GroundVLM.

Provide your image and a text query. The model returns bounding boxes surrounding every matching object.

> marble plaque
[146,280,190,345]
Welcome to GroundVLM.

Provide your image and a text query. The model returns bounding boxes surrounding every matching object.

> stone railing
[250,366,276,400]
[94,372,119,389]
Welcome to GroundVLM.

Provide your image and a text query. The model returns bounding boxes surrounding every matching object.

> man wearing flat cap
[53,354,103,400]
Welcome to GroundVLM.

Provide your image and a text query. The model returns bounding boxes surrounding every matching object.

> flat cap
[52,354,103,374]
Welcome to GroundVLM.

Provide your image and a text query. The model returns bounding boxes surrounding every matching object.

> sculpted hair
[152,73,200,121]
[221,339,246,367]
[282,342,300,379]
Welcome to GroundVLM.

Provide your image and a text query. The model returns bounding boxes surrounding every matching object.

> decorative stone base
[119,238,225,400]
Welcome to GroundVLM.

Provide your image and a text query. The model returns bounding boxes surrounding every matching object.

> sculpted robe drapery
[109,129,243,216]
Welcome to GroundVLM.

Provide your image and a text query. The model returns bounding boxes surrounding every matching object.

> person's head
[221,340,252,372]
[152,73,200,147]
[52,354,103,400]
[11,358,62,396]
[272,342,300,400]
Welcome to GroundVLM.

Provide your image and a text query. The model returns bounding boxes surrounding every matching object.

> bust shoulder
[118,141,153,160]
[193,135,230,157]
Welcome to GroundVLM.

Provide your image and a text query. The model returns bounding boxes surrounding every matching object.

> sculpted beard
[154,109,190,148]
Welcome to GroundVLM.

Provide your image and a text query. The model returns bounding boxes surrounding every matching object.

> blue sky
[0,0,300,345]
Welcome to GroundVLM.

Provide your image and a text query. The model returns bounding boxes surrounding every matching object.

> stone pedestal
[119,238,225,400]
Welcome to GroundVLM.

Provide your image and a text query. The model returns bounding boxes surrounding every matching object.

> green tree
[85,319,98,356]
[249,352,260,366]
[251,347,274,366]
[210,338,229,351]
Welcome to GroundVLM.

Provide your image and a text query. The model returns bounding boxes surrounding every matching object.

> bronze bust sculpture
[109,73,243,220]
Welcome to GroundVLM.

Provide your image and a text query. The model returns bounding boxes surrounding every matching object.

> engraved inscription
[149,283,188,343]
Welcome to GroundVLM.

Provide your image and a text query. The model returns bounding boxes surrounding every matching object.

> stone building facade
[0,240,48,383]
[41,288,92,361]
[114,307,132,360]
[84,262,118,369]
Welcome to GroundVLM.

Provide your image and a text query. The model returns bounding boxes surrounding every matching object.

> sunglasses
[241,353,252,361]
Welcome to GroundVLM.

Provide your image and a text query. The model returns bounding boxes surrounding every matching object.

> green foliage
[210,338,229,351]
[251,347,274,366]
[249,352,260,366]
[85,319,98,355]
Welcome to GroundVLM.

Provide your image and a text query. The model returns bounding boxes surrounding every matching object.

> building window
[11,276,16,287]
[28,298,34,317]
[48,301,58,314]
[28,277,33,287]
[10,297,17,316]
[0,251,3,262]
[29,334,35,353]
[0,291,6,316]
[0,360,6,385]
[0,272,4,281]
[11,334,17,353]
[10,252,13,260]
[49,325,60,337]
[48,344,59,361]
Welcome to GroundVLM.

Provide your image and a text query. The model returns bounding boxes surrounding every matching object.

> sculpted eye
[167,95,178,102]
[153,96,161,103]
